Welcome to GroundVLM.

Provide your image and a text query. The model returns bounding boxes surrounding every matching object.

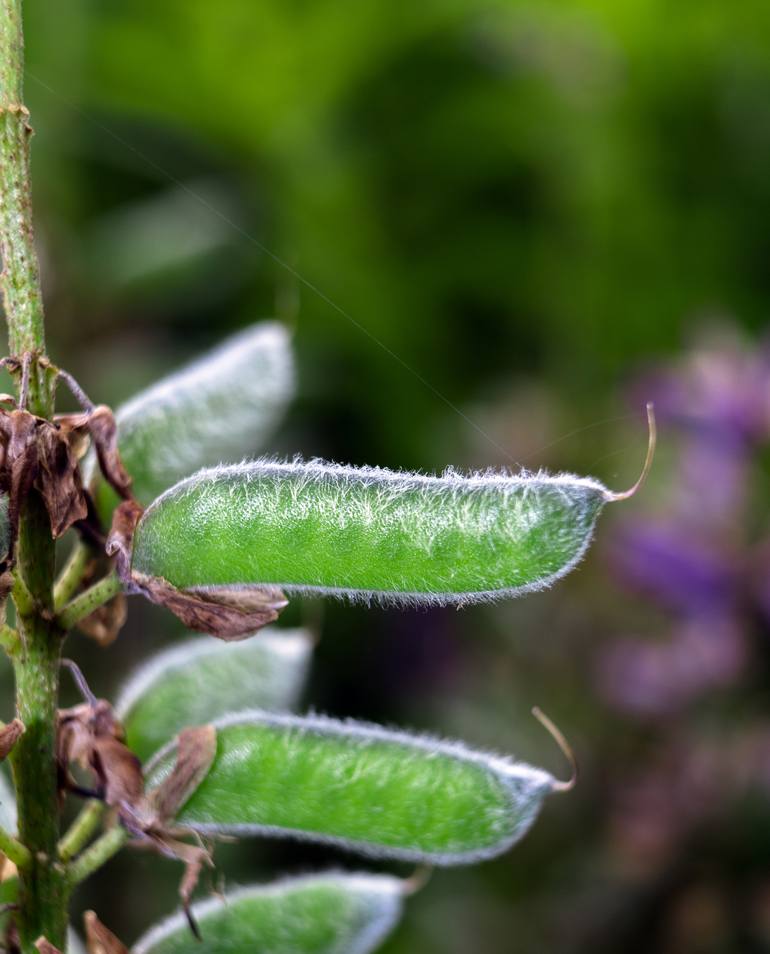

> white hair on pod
[136,455,610,607]
[145,708,556,866]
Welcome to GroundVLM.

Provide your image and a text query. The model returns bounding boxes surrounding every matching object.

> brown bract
[107,500,287,639]
[0,400,133,570]
[0,409,88,565]
[135,574,287,640]
[57,699,142,811]
[55,406,132,503]
[84,911,128,954]
[57,695,217,936]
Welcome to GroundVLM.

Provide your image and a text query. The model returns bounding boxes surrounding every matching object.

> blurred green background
[9,0,770,951]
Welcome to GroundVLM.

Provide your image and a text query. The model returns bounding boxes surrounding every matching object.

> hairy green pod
[117,627,313,761]
[131,459,615,605]
[133,873,404,954]
[145,711,557,864]
[95,321,294,512]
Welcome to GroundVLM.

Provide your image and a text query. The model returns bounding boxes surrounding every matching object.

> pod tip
[401,865,433,896]
[532,706,577,794]
[607,402,656,502]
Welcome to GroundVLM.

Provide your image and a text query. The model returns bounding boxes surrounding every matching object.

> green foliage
[146,712,555,864]
[133,873,404,954]
[117,627,313,761]
[130,460,609,604]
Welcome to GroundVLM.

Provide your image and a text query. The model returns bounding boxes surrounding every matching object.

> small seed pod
[130,402,653,607]
[145,710,563,864]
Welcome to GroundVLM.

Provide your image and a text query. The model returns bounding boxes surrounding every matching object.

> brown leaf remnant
[122,725,218,938]
[0,384,135,571]
[135,574,287,640]
[57,697,143,810]
[107,500,287,638]
[0,719,24,761]
[103,500,142,582]
[84,911,128,954]
[57,663,218,936]
[56,405,132,502]
[0,409,88,565]
[33,422,89,539]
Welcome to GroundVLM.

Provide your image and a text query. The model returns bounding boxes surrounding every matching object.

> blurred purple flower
[596,617,746,716]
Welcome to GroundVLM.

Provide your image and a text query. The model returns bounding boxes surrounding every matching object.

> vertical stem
[0,0,45,360]
[1,1,67,949]
[11,521,67,948]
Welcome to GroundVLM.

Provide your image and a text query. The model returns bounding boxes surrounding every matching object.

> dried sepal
[107,500,287,639]
[85,406,133,502]
[0,720,24,761]
[128,726,218,937]
[34,423,89,539]
[57,698,143,810]
[84,911,128,954]
[133,574,287,640]
[104,500,142,582]
[0,406,95,566]
[149,726,217,824]
[57,406,132,503]
[57,664,218,934]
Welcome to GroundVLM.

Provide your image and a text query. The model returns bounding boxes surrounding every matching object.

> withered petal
[35,423,88,538]
[133,573,287,639]
[150,725,217,824]
[88,406,133,501]
[105,499,144,583]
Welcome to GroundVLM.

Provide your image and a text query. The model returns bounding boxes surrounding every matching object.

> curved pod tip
[606,402,656,503]
[531,706,577,794]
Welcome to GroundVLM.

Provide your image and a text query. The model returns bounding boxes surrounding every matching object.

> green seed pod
[133,872,405,954]
[94,321,294,514]
[117,627,313,761]
[130,407,654,606]
[132,460,612,605]
[145,711,560,864]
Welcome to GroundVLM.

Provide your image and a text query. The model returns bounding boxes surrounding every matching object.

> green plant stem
[66,825,127,887]
[0,822,31,869]
[53,541,91,612]
[11,497,67,951]
[0,0,45,362]
[57,801,104,864]
[1,2,67,949]
[56,573,121,631]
